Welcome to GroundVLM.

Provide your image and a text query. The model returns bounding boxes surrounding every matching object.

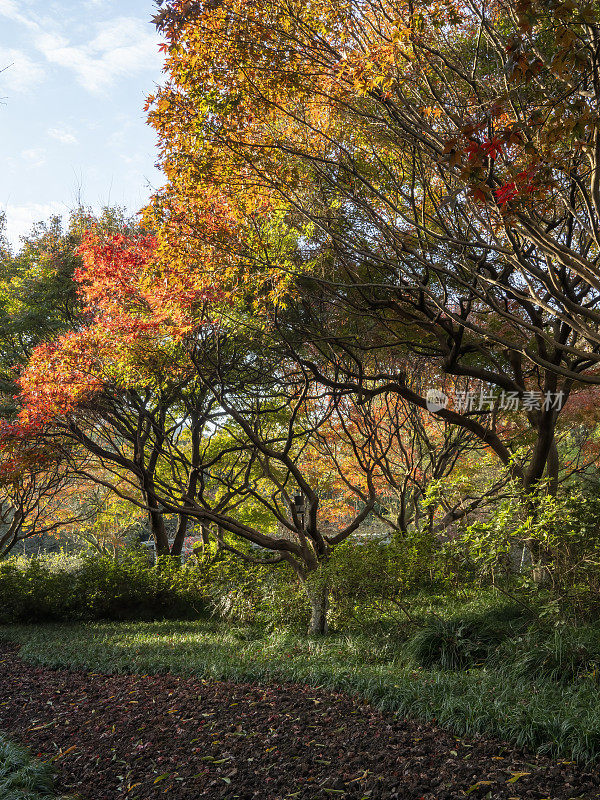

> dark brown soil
[0,642,598,799]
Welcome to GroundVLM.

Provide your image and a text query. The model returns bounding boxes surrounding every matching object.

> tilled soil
[0,642,598,799]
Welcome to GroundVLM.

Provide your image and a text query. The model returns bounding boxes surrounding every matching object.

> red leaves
[495,181,518,206]
[449,124,540,210]
[0,418,61,484]
[465,137,503,163]
[17,331,106,426]
[495,166,537,207]
[12,229,225,434]
[482,137,503,160]
[465,141,481,162]
[75,232,158,317]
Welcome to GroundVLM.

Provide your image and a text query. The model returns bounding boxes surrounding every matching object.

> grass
[0,734,58,800]
[3,595,600,764]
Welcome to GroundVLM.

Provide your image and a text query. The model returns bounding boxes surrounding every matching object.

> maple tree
[312,381,513,539]
[0,208,139,415]
[10,0,600,632]
[146,0,600,495]
[0,209,157,556]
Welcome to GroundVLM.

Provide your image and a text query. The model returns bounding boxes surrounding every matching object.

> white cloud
[48,126,78,145]
[0,0,39,30]
[35,17,162,94]
[2,201,64,247]
[0,47,44,92]
[21,147,46,167]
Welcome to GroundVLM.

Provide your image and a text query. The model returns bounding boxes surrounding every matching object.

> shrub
[446,490,600,613]
[0,551,209,623]
[191,548,309,630]
[187,532,446,633]
[78,552,159,619]
[326,532,446,626]
[0,558,78,623]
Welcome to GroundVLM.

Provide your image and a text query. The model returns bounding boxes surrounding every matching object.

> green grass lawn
[3,607,600,764]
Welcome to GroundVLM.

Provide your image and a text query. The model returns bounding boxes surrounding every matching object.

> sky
[0,0,165,248]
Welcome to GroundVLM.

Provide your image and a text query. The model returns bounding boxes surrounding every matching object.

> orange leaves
[77,229,224,336]
[422,106,443,119]
[17,330,106,426]
[0,418,62,484]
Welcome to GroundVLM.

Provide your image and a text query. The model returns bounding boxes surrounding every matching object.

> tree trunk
[171,513,189,558]
[200,524,211,552]
[524,412,557,493]
[546,438,560,497]
[305,581,329,635]
[147,499,170,557]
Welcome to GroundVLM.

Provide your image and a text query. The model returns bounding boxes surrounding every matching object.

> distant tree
[0,209,150,554]
[14,230,220,557]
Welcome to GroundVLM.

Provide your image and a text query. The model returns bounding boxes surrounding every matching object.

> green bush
[185,532,446,633]
[0,559,78,623]
[79,552,160,619]
[326,532,446,627]
[0,552,209,623]
[191,548,309,630]
[446,490,600,613]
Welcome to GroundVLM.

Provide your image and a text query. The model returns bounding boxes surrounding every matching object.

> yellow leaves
[465,781,494,794]
[50,745,78,761]
[391,23,412,43]
[422,106,443,119]
[507,771,532,783]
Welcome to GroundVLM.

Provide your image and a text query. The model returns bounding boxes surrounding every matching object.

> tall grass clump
[0,734,56,799]
[403,603,532,671]
[404,615,505,670]
[495,625,600,683]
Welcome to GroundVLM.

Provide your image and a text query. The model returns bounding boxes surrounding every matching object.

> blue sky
[0,0,164,248]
